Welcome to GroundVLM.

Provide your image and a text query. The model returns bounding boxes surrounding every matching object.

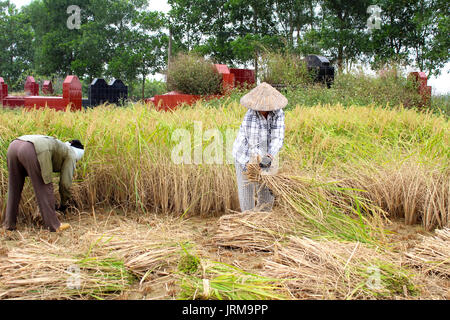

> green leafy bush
[166,53,222,95]
[259,51,313,87]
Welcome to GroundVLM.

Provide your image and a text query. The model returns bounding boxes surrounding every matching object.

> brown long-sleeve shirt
[17,135,77,205]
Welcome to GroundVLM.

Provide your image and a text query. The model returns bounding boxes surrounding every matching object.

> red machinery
[42,80,54,95]
[149,64,255,111]
[0,75,82,111]
[24,76,39,96]
[229,68,255,88]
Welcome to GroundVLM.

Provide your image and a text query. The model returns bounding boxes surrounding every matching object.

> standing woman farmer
[3,135,85,232]
[232,82,287,212]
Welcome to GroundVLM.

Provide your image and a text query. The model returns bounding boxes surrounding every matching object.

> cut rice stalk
[405,227,450,277]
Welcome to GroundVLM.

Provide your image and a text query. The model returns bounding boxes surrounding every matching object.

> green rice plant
[353,261,419,298]
[75,256,135,299]
[178,261,288,300]
[178,244,201,275]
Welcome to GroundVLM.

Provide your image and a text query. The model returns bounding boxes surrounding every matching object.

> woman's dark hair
[70,139,84,150]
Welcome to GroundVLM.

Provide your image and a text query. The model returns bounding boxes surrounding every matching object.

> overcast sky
[9,0,450,94]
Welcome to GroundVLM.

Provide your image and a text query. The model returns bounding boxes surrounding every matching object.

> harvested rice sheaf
[94,239,184,278]
[213,210,299,252]
[178,260,289,300]
[0,233,186,299]
[245,164,388,245]
[0,241,133,300]
[79,220,191,279]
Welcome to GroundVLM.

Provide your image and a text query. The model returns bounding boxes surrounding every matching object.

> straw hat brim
[240,82,288,111]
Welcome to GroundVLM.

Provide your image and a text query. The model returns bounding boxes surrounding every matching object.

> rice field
[0,101,449,300]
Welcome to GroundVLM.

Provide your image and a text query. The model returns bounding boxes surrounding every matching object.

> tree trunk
[337,10,344,73]
[337,46,343,73]
[142,72,146,101]
[289,11,293,47]
[253,4,258,81]
[254,54,258,83]
[168,27,173,69]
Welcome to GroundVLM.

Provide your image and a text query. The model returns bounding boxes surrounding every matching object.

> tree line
[0,0,448,95]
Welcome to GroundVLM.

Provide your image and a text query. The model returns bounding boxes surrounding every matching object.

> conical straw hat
[240,82,288,111]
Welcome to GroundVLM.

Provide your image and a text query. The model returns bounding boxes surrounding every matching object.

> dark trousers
[4,140,61,232]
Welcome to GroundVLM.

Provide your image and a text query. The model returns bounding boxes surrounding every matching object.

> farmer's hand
[259,155,272,169]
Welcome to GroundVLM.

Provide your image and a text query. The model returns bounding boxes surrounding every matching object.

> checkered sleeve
[268,110,285,157]
[233,110,251,166]
[233,110,265,166]
[246,111,265,160]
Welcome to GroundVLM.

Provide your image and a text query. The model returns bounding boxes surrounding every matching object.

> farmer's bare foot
[56,223,70,232]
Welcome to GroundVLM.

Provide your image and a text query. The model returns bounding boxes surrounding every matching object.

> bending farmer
[3,135,85,232]
[232,82,287,212]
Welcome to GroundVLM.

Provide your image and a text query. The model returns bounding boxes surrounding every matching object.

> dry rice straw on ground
[262,236,412,299]
[213,210,299,252]
[405,227,450,278]
[0,240,130,299]
[93,238,183,279]
[0,226,187,299]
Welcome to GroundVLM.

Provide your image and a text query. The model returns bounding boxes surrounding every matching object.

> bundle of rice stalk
[263,236,417,299]
[179,260,289,300]
[213,210,299,252]
[96,238,184,280]
[245,164,387,245]
[404,227,450,278]
[0,241,133,300]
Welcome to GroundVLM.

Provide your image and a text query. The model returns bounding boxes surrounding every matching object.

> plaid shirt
[232,109,285,167]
